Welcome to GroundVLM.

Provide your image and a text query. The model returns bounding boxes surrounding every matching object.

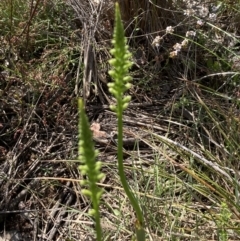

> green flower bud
[82,189,92,197]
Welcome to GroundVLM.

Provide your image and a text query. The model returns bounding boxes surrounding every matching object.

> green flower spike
[108,3,145,241]
[78,99,104,241]
[108,4,133,115]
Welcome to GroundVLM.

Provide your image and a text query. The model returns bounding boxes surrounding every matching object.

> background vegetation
[0,0,240,240]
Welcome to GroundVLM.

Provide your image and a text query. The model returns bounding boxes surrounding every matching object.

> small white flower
[197,20,204,26]
[181,39,188,47]
[152,36,162,48]
[166,26,174,34]
[169,50,178,58]
[199,6,209,18]
[209,13,217,21]
[14,53,18,61]
[186,31,196,38]
[4,60,9,67]
[173,43,182,51]
[184,9,195,16]
[93,0,100,5]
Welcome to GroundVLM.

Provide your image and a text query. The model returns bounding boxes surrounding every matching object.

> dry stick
[123,113,233,180]
[43,181,72,239]
[19,0,42,37]
[47,182,74,241]
[151,133,232,181]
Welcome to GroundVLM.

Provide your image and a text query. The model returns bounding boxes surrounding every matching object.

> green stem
[95,208,101,241]
[117,100,144,226]
[91,182,101,241]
